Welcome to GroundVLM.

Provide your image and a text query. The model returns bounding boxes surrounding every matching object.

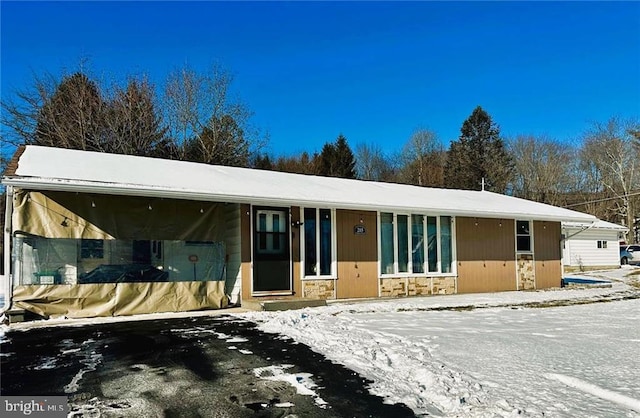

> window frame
[300,207,337,280]
[378,212,456,277]
[597,240,608,249]
[516,220,533,253]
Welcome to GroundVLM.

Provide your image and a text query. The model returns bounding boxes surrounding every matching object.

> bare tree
[398,128,446,187]
[578,117,640,238]
[162,63,262,166]
[508,135,575,206]
[355,142,395,181]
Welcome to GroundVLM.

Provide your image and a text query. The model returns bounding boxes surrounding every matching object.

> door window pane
[258,213,267,250]
[397,215,409,273]
[380,213,394,274]
[427,216,438,272]
[412,215,424,273]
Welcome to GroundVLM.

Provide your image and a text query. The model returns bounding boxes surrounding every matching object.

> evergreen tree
[185,114,249,167]
[319,134,356,178]
[104,78,169,157]
[444,106,513,192]
[35,72,105,151]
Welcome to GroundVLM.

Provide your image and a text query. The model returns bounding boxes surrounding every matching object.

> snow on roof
[3,145,596,222]
[563,219,628,232]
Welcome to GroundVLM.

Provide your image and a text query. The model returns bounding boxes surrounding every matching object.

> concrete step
[241,299,327,312]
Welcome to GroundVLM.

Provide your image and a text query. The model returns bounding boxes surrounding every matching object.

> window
[597,240,608,249]
[255,211,287,254]
[81,239,104,259]
[303,208,335,277]
[380,213,454,275]
[516,220,531,252]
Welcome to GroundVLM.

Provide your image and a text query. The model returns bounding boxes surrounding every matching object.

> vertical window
[319,209,332,275]
[597,240,607,249]
[303,208,335,277]
[440,216,452,273]
[516,220,531,252]
[380,213,394,274]
[304,208,317,276]
[397,215,409,273]
[412,215,425,273]
[427,217,438,272]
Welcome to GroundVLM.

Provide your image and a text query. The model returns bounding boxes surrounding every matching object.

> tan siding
[336,210,378,298]
[534,221,562,289]
[290,207,302,297]
[240,204,252,302]
[456,217,517,293]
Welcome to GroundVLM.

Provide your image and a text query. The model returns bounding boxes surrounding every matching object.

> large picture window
[379,213,454,275]
[303,208,335,277]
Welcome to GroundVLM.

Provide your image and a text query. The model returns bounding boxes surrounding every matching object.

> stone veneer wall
[432,277,456,295]
[380,278,407,297]
[303,279,336,300]
[408,277,432,296]
[380,277,457,297]
[517,254,535,290]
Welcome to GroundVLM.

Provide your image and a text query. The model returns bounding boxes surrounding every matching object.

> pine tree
[319,134,356,178]
[35,72,105,151]
[444,106,513,192]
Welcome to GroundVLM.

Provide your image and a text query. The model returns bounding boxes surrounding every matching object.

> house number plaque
[353,225,366,235]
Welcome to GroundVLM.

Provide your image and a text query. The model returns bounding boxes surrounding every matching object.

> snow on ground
[239,266,640,417]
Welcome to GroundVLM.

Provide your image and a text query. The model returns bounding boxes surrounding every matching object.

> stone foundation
[381,276,457,297]
[407,277,432,296]
[303,279,336,299]
[380,278,407,297]
[432,276,456,295]
[518,254,535,290]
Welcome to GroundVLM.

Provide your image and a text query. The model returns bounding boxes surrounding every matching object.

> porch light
[60,217,69,227]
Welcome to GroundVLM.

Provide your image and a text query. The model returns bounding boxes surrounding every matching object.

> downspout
[2,185,14,314]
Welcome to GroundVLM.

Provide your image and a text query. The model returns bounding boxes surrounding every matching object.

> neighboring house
[562,220,628,272]
[1,146,597,319]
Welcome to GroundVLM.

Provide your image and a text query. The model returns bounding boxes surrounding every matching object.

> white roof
[3,145,597,223]
[563,219,628,232]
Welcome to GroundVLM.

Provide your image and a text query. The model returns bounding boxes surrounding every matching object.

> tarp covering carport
[11,190,229,318]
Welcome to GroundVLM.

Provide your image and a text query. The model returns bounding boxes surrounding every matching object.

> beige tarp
[12,190,221,241]
[12,281,228,318]
[11,190,230,318]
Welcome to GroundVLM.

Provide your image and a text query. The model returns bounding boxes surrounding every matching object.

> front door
[253,208,291,294]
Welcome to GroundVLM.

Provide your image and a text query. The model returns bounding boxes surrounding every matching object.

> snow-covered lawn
[240,267,640,417]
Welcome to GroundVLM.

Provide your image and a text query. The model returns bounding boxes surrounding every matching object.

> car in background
[620,244,640,265]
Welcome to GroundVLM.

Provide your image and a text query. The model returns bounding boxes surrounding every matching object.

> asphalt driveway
[0,315,416,417]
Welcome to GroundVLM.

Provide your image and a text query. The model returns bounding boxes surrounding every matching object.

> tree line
[1,65,639,241]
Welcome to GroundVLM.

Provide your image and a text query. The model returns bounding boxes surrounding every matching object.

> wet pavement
[1,315,417,417]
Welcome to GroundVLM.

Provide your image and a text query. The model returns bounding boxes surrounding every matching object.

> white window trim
[378,212,456,278]
[300,207,337,280]
[515,219,534,254]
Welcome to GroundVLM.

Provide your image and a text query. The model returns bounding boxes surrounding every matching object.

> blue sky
[2,1,639,157]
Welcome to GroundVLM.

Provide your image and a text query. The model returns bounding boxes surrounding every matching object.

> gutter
[562,221,599,241]
[2,177,597,224]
